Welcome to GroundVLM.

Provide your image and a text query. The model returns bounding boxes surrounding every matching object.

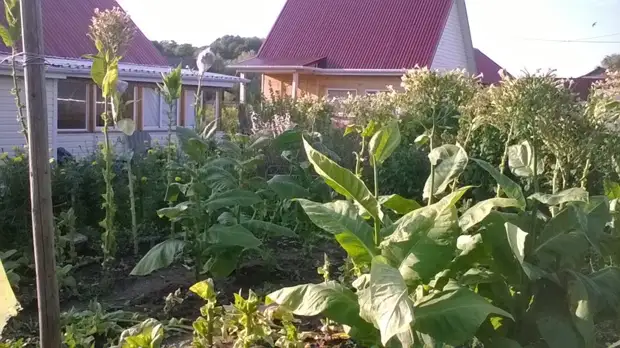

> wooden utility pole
[20,0,61,346]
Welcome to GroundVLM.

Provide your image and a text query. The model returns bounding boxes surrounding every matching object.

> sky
[116,0,620,77]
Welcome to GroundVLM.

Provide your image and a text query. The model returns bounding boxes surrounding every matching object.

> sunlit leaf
[423,144,468,199]
[508,140,543,178]
[297,199,376,265]
[130,240,185,276]
[414,287,513,346]
[378,195,421,215]
[0,259,19,335]
[459,198,521,232]
[116,118,135,136]
[369,121,401,167]
[473,159,526,208]
[529,188,588,206]
[370,256,415,347]
[303,138,383,223]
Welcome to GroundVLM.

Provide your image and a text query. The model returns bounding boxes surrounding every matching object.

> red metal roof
[256,0,453,69]
[0,0,167,66]
[474,49,509,85]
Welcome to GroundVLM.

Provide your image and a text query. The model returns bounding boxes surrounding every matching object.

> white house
[0,0,246,157]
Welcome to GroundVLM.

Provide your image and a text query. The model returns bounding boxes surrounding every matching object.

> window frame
[325,88,358,100]
[94,85,138,132]
[142,87,182,131]
[365,89,388,95]
[56,78,91,133]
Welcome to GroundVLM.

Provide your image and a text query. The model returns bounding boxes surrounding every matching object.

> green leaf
[130,240,185,276]
[532,286,583,348]
[368,121,401,166]
[189,279,216,300]
[273,129,302,150]
[267,281,374,334]
[297,199,376,265]
[102,62,119,98]
[529,188,589,206]
[588,267,620,315]
[566,271,596,347]
[0,25,12,47]
[204,248,243,278]
[206,189,262,211]
[267,175,309,199]
[508,140,543,178]
[423,144,468,199]
[381,188,469,285]
[459,198,521,232]
[604,179,620,200]
[90,55,105,86]
[505,222,528,264]
[207,224,261,249]
[156,201,191,219]
[414,287,513,346]
[303,138,383,222]
[369,256,415,347]
[378,195,421,215]
[176,127,208,162]
[249,136,271,150]
[0,260,20,334]
[473,159,526,208]
[414,132,429,147]
[116,118,135,136]
[241,220,297,237]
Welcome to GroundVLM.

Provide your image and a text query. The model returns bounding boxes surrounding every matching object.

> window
[57,79,89,130]
[95,83,136,128]
[143,87,180,129]
[365,89,387,95]
[326,89,357,100]
[184,88,210,128]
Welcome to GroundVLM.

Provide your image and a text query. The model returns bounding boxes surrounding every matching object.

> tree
[602,54,620,71]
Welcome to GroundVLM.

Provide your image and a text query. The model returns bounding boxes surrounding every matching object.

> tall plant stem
[580,155,592,190]
[10,49,28,145]
[166,102,176,236]
[427,126,436,206]
[373,161,380,245]
[102,98,115,269]
[127,157,138,256]
[355,137,366,178]
[551,157,560,217]
[497,124,514,197]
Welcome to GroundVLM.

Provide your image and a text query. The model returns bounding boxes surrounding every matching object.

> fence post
[20,0,61,346]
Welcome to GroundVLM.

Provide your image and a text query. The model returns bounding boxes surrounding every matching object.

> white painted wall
[0,77,55,156]
[431,1,469,71]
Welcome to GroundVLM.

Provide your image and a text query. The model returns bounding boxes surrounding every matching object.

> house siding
[0,77,55,156]
[262,74,402,99]
[431,1,469,71]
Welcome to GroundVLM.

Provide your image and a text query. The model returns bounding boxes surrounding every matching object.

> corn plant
[87,8,136,270]
[267,122,516,347]
[130,127,294,280]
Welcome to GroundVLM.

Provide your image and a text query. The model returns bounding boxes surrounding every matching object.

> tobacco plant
[190,279,224,347]
[0,259,20,335]
[267,122,516,347]
[88,8,136,270]
[130,126,294,279]
[226,290,273,348]
[159,66,183,236]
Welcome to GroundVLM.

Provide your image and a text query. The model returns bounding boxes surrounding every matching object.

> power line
[518,37,620,44]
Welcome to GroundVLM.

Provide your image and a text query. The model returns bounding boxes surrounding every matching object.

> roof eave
[230,65,407,76]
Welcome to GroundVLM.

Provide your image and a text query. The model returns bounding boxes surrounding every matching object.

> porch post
[239,72,246,104]
[215,88,222,131]
[292,71,299,100]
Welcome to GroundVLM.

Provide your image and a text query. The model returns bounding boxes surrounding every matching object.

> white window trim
[143,96,182,131]
[365,89,388,95]
[94,85,138,132]
[57,79,90,133]
[326,88,358,97]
